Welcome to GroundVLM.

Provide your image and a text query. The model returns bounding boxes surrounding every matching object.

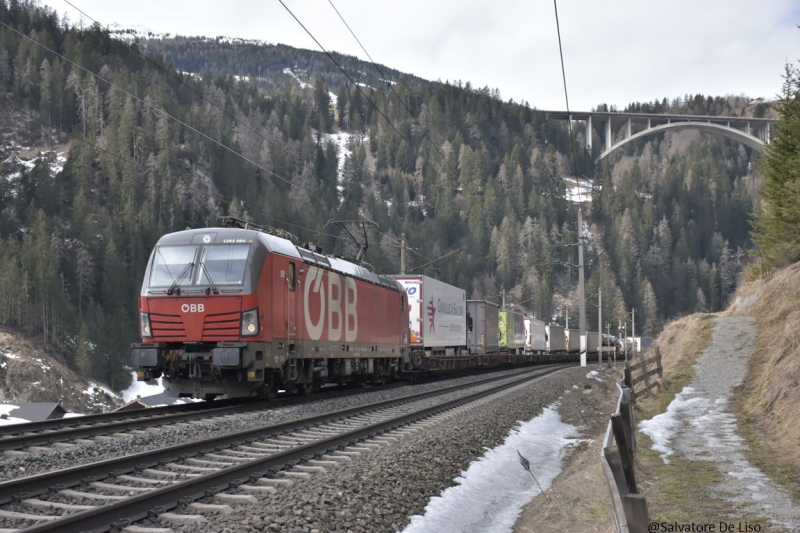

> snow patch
[585,370,605,381]
[0,404,28,426]
[122,371,165,402]
[564,177,594,204]
[84,382,120,400]
[402,405,581,533]
[283,67,309,89]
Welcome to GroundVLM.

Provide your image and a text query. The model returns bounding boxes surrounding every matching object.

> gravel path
[641,316,800,531]
[120,365,596,532]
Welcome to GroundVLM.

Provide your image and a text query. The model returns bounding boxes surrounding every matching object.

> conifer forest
[0,1,767,389]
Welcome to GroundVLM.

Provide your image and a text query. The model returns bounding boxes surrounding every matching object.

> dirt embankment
[514,258,800,532]
[0,328,121,414]
[725,261,800,500]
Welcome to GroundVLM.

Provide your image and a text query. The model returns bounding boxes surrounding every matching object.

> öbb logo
[303,266,358,342]
[181,303,205,313]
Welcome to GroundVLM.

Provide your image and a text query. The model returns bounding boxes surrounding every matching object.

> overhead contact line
[0,20,326,207]
[278,0,417,159]
[62,0,301,168]
[325,0,460,181]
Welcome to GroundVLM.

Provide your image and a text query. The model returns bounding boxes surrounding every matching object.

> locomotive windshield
[150,245,198,287]
[195,244,250,285]
[148,243,251,292]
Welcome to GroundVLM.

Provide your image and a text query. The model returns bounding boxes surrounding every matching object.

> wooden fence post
[610,413,637,494]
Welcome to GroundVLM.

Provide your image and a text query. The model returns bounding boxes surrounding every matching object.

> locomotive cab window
[288,263,296,291]
[196,243,250,286]
[149,245,198,287]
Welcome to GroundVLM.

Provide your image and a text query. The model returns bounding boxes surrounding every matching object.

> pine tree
[74,321,93,378]
[752,63,800,267]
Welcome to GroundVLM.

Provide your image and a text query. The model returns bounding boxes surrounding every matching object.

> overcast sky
[47,0,800,110]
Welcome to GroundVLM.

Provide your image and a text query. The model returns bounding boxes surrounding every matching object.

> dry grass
[725,261,800,501]
[514,436,615,533]
[636,434,772,530]
[634,313,715,420]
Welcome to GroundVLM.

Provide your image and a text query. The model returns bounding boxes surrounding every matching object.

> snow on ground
[564,177,594,203]
[585,370,605,382]
[638,386,702,464]
[639,380,800,529]
[402,405,581,533]
[0,404,28,426]
[84,382,120,400]
[322,131,369,203]
[283,67,309,89]
[2,142,67,180]
[122,371,165,402]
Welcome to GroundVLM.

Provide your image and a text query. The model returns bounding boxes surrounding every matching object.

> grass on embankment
[725,260,800,503]
[633,313,769,529]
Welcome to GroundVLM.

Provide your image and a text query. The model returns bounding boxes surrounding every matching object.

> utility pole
[578,205,587,367]
[631,308,636,357]
[400,233,406,274]
[501,289,506,309]
[598,288,602,366]
[623,321,628,363]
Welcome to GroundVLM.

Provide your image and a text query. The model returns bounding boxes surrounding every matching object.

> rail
[3,365,570,532]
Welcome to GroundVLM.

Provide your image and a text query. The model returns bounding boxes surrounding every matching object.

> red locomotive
[132,218,409,400]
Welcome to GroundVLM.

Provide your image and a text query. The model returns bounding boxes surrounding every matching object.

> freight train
[132,219,601,400]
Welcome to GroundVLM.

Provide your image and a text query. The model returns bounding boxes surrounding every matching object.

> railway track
[0,364,557,453]
[0,376,451,452]
[0,364,571,532]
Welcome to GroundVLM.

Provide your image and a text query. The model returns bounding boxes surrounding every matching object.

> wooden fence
[624,346,663,401]
[601,382,649,532]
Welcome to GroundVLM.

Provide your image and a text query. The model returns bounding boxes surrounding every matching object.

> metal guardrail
[600,381,649,533]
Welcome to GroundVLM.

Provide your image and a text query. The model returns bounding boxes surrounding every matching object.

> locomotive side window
[150,245,198,287]
[288,263,296,291]
[196,243,250,285]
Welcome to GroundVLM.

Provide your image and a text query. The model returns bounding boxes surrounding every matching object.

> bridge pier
[606,119,612,153]
[586,115,592,150]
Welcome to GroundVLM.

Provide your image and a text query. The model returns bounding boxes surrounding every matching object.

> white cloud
[50,0,800,109]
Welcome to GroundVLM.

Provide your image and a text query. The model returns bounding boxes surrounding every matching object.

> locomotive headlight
[241,309,259,336]
[140,312,152,338]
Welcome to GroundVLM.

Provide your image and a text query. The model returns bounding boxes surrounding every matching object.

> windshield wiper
[167,262,194,295]
[200,262,219,294]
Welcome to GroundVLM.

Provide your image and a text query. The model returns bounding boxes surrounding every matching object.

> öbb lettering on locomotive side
[132,219,596,400]
[302,266,358,342]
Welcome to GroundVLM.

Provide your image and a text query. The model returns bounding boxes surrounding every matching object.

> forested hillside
[0,0,765,390]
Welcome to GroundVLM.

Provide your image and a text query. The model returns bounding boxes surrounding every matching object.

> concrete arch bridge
[541,110,776,160]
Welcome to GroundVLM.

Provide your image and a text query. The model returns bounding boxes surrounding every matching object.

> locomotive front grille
[202,312,241,341]
[150,312,186,340]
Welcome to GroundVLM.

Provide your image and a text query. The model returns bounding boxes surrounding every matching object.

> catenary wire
[0,20,327,206]
[325,0,460,181]
[2,99,355,248]
[63,0,416,254]
[277,0,417,155]
[62,0,300,167]
[1,100,230,207]
[552,0,586,211]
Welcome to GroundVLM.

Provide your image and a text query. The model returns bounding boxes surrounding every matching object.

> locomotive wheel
[263,372,279,401]
[298,383,313,396]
